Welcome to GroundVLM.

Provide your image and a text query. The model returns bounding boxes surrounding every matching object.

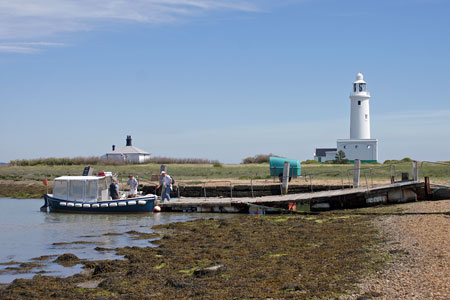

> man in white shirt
[127,175,138,198]
[156,171,172,202]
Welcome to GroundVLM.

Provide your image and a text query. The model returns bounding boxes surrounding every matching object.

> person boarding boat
[156,171,172,202]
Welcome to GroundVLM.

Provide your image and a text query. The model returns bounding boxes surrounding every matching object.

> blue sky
[1,0,449,163]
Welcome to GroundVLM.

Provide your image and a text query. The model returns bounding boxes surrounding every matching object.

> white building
[104,136,150,164]
[337,73,378,162]
[314,148,337,162]
[313,73,378,163]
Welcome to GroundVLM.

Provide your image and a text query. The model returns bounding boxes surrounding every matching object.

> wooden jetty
[159,181,425,213]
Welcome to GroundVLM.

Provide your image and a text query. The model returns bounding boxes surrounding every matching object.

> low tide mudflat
[0,210,389,299]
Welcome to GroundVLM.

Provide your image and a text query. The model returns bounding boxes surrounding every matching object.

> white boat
[41,173,156,213]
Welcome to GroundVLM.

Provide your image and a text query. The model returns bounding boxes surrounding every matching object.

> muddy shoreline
[0,212,392,299]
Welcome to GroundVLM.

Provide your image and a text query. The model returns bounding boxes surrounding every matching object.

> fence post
[281,162,290,195]
[412,161,419,181]
[353,159,361,188]
[230,183,233,200]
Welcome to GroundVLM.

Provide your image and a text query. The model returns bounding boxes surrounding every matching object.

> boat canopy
[52,176,111,202]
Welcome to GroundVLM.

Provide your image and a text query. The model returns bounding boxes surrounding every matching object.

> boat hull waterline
[43,194,156,213]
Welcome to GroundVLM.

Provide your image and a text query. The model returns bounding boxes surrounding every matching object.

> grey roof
[106,146,150,155]
[315,148,337,157]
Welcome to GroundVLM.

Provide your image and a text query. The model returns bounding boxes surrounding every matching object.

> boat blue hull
[44,195,156,213]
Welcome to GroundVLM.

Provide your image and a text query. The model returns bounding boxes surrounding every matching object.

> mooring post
[424,176,432,199]
[412,161,419,181]
[282,161,290,195]
[353,159,361,188]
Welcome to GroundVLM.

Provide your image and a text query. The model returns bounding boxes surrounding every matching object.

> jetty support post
[353,159,361,188]
[424,176,432,199]
[282,161,290,195]
[412,161,419,181]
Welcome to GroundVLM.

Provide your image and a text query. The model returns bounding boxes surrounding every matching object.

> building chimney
[126,135,132,146]
[112,145,115,151]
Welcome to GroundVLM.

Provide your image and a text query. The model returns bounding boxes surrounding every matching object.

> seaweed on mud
[0,213,390,300]
[53,253,81,267]
[52,240,105,246]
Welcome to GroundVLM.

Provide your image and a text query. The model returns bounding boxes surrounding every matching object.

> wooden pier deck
[159,181,425,213]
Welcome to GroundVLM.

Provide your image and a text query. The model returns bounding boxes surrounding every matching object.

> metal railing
[133,160,450,200]
[420,161,450,185]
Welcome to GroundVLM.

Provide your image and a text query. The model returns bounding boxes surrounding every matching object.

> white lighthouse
[336,73,378,162]
[350,73,371,139]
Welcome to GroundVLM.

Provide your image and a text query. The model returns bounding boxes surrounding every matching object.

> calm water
[0,198,231,283]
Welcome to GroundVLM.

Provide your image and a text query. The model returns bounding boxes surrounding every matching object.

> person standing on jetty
[127,175,138,198]
[156,171,172,202]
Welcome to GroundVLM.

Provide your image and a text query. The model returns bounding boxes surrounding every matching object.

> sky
[0,0,450,164]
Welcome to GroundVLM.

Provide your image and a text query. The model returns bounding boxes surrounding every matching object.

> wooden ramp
[159,181,425,213]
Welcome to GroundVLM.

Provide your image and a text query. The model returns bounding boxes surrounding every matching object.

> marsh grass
[2,162,450,183]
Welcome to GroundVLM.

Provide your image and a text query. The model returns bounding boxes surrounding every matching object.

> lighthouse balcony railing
[350,91,370,97]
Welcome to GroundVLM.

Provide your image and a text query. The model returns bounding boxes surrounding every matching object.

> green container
[269,157,301,178]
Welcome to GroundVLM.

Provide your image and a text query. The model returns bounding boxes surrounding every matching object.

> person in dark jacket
[109,180,119,200]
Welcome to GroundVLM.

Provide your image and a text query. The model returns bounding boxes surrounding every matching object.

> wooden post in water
[282,162,290,195]
[353,159,361,188]
[412,161,419,181]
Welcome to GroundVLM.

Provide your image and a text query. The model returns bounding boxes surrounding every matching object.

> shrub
[241,153,280,164]
[148,157,221,165]
[383,157,414,164]
[333,150,350,164]
[9,157,119,166]
[301,160,321,165]
[9,156,222,166]
[213,161,223,168]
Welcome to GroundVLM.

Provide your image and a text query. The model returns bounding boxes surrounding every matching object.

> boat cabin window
[69,180,84,201]
[53,180,68,200]
[97,178,107,194]
[86,180,98,201]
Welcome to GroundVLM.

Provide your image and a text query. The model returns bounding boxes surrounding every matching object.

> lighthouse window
[358,101,361,105]
[355,145,358,149]
[365,114,368,119]
[353,84,357,92]
[359,83,366,92]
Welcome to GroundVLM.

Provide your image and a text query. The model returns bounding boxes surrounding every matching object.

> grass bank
[1,161,449,198]
[4,161,449,181]
[0,212,390,299]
